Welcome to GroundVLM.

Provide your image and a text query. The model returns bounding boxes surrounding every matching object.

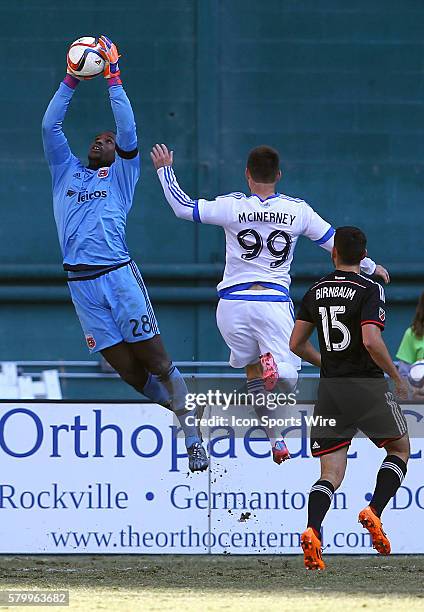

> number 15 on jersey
[319,306,351,351]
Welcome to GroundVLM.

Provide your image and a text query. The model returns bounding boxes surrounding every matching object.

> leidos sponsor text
[78,190,107,203]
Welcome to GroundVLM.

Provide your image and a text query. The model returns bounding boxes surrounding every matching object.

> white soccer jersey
[157,166,376,293]
[199,191,333,292]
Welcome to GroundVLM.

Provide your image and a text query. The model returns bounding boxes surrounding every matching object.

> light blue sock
[158,365,200,448]
[142,373,171,407]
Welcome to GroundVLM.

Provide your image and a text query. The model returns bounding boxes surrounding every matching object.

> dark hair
[246,146,280,183]
[412,292,424,339]
[334,226,367,265]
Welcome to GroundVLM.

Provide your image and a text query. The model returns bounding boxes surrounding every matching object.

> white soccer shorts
[216,298,302,370]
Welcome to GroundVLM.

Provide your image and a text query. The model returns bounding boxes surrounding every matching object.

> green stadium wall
[0,1,422,385]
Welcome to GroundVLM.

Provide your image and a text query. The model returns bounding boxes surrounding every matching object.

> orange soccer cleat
[358,506,391,555]
[260,352,279,391]
[301,527,325,570]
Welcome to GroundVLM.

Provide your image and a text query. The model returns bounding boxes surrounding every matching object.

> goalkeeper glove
[98,35,121,81]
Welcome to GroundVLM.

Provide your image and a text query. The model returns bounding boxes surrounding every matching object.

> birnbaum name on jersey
[316,286,356,300]
[238,211,296,225]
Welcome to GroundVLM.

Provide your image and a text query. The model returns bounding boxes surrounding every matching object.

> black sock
[307,480,335,537]
[370,455,407,517]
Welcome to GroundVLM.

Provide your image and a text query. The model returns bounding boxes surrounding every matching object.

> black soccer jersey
[297,270,386,378]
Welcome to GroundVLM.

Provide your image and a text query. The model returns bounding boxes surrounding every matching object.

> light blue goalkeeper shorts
[68,260,159,353]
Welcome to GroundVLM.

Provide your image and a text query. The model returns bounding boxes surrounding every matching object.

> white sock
[276,361,298,391]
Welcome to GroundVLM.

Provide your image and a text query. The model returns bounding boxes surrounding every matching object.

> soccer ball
[67,37,105,79]
[408,359,424,389]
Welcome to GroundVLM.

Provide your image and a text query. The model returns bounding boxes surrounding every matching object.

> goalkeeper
[42,36,208,472]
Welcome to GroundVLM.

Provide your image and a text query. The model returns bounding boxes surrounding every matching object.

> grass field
[0,555,423,611]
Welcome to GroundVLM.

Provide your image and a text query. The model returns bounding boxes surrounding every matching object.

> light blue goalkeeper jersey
[42,82,140,271]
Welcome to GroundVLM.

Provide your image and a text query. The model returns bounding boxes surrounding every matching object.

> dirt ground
[0,554,423,611]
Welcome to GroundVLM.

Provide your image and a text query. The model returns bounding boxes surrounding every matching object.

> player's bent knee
[119,371,138,388]
[321,472,344,491]
[246,362,262,380]
[320,462,346,490]
[384,434,410,462]
[149,359,173,380]
[115,365,146,391]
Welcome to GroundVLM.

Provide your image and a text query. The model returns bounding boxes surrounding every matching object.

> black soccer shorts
[310,378,408,457]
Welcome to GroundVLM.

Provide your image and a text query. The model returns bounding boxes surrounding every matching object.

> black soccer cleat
[187,441,209,473]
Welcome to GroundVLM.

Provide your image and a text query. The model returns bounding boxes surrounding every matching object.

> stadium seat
[0,362,62,399]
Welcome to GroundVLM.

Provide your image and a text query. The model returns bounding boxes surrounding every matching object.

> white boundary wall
[0,401,422,554]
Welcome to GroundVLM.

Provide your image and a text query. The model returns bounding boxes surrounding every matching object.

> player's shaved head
[334,226,367,265]
[246,146,280,183]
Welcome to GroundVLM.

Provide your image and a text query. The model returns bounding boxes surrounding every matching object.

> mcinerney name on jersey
[238,211,296,225]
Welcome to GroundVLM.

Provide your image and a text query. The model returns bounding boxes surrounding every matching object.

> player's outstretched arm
[41,70,80,168]
[98,35,137,156]
[152,144,233,226]
[289,320,321,367]
[151,144,199,222]
[362,325,408,399]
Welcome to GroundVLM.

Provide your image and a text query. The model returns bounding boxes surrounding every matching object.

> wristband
[63,74,80,89]
[107,76,123,87]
